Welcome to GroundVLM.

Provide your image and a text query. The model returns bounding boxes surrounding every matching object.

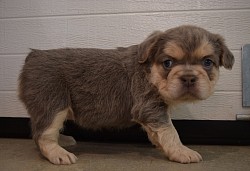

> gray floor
[0,138,249,171]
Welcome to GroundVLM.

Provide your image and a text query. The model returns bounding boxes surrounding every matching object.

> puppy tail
[25,48,42,63]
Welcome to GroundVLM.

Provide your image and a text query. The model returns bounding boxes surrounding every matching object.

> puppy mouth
[179,88,203,101]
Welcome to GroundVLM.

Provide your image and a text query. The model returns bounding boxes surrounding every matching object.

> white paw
[166,145,202,164]
[45,146,78,165]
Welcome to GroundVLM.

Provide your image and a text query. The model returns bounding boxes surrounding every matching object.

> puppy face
[138,25,234,104]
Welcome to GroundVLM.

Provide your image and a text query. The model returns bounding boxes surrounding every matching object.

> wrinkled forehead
[163,38,215,61]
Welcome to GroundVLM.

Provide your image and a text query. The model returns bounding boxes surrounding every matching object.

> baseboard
[0,117,250,145]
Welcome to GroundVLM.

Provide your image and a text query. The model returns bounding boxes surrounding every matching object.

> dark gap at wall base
[1,117,250,145]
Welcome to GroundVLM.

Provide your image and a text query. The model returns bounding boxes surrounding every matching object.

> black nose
[180,75,197,87]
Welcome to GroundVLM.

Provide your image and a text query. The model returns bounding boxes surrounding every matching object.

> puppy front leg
[143,120,202,164]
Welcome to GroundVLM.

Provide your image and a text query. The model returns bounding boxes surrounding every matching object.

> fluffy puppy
[18,25,234,165]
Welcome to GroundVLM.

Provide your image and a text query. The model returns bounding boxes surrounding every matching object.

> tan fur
[192,39,214,58]
[149,64,163,87]
[164,42,185,60]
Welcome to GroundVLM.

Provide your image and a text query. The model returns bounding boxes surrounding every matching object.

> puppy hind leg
[58,108,77,147]
[38,108,78,165]
[58,134,77,147]
[143,121,202,164]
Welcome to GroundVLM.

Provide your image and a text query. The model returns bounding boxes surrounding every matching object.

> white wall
[0,0,250,120]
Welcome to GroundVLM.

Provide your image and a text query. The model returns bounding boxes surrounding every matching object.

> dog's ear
[214,34,234,70]
[138,31,164,63]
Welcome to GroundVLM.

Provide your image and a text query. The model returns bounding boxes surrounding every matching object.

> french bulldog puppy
[19,25,234,165]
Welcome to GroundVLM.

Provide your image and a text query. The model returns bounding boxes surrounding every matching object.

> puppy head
[138,25,234,104]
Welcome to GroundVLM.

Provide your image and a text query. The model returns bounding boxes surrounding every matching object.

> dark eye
[203,58,213,69]
[163,59,173,69]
